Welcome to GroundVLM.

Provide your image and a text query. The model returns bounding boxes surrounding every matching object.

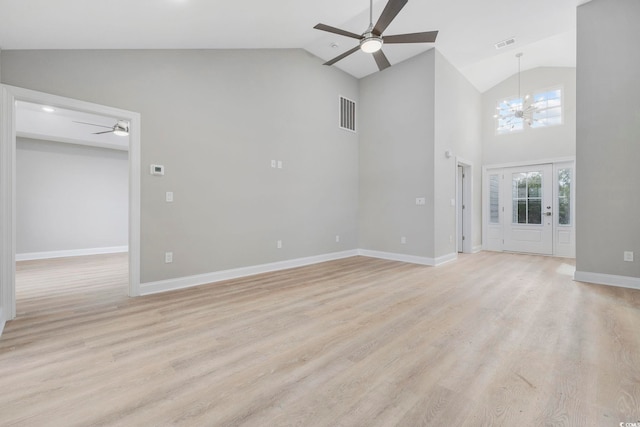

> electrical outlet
[624,251,634,262]
[401,236,406,244]
[415,197,426,205]
[336,235,340,243]
[165,252,173,263]
[277,160,283,169]
[166,191,173,202]
[271,160,276,168]
[277,240,282,249]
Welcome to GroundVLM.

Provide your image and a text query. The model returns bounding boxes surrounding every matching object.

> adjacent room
[0,0,638,425]
[14,101,130,318]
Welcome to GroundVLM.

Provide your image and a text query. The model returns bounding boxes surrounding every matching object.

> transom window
[532,88,562,128]
[495,87,563,134]
[496,97,524,133]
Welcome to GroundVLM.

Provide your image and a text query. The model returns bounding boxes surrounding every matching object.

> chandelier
[495,53,539,131]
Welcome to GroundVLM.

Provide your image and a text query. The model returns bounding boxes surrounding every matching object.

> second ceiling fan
[314,0,438,71]
[73,120,130,136]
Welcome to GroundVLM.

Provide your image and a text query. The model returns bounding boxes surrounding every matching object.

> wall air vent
[339,96,356,133]
[495,37,516,50]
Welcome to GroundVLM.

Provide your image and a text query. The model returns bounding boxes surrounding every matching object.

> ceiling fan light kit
[113,121,130,136]
[313,0,438,71]
[360,35,383,53]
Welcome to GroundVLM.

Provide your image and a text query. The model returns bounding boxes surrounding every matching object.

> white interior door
[503,164,553,255]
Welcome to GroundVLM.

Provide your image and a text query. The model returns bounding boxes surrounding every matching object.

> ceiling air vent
[339,96,356,133]
[495,37,516,50]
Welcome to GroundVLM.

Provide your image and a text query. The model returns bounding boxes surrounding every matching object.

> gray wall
[358,50,483,260]
[16,138,128,255]
[482,67,576,165]
[2,49,359,283]
[434,50,483,257]
[358,51,436,258]
[576,0,640,278]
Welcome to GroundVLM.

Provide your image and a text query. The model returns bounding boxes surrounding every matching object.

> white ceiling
[16,101,129,151]
[0,0,591,92]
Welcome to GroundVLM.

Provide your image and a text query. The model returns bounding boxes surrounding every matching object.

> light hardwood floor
[1,252,639,426]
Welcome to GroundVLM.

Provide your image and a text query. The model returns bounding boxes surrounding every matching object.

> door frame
[1,84,141,325]
[502,163,554,255]
[456,157,473,254]
[482,156,576,256]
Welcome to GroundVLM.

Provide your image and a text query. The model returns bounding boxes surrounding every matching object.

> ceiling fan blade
[93,130,114,135]
[324,45,361,66]
[314,24,362,40]
[73,120,112,129]
[383,31,438,44]
[373,50,391,71]
[372,0,408,36]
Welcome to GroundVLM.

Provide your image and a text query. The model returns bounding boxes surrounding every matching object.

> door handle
[544,212,552,216]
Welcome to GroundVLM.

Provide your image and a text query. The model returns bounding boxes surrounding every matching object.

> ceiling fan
[73,120,130,136]
[313,0,438,71]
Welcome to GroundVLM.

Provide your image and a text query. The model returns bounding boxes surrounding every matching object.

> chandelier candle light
[495,52,540,131]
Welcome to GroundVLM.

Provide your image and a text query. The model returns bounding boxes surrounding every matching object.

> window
[495,87,563,134]
[512,172,542,225]
[489,174,500,224]
[558,168,571,225]
[532,88,562,128]
[495,97,524,134]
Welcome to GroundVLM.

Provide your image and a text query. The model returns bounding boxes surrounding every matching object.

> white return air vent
[339,96,356,133]
[495,37,516,50]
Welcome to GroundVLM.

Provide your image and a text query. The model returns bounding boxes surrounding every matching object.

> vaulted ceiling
[0,0,590,92]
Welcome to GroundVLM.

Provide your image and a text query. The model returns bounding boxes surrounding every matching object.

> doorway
[503,164,553,255]
[1,85,141,325]
[456,159,473,254]
[482,159,575,257]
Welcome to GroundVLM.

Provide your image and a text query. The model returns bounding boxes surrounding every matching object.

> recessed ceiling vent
[495,37,516,50]
[339,96,356,133]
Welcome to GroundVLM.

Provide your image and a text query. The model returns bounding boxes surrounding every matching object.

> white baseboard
[472,245,483,253]
[357,249,435,266]
[140,250,359,295]
[434,252,458,266]
[356,249,457,266]
[574,271,640,291]
[16,246,128,261]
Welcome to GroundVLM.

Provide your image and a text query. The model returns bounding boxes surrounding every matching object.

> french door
[484,161,575,257]
[503,164,553,255]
